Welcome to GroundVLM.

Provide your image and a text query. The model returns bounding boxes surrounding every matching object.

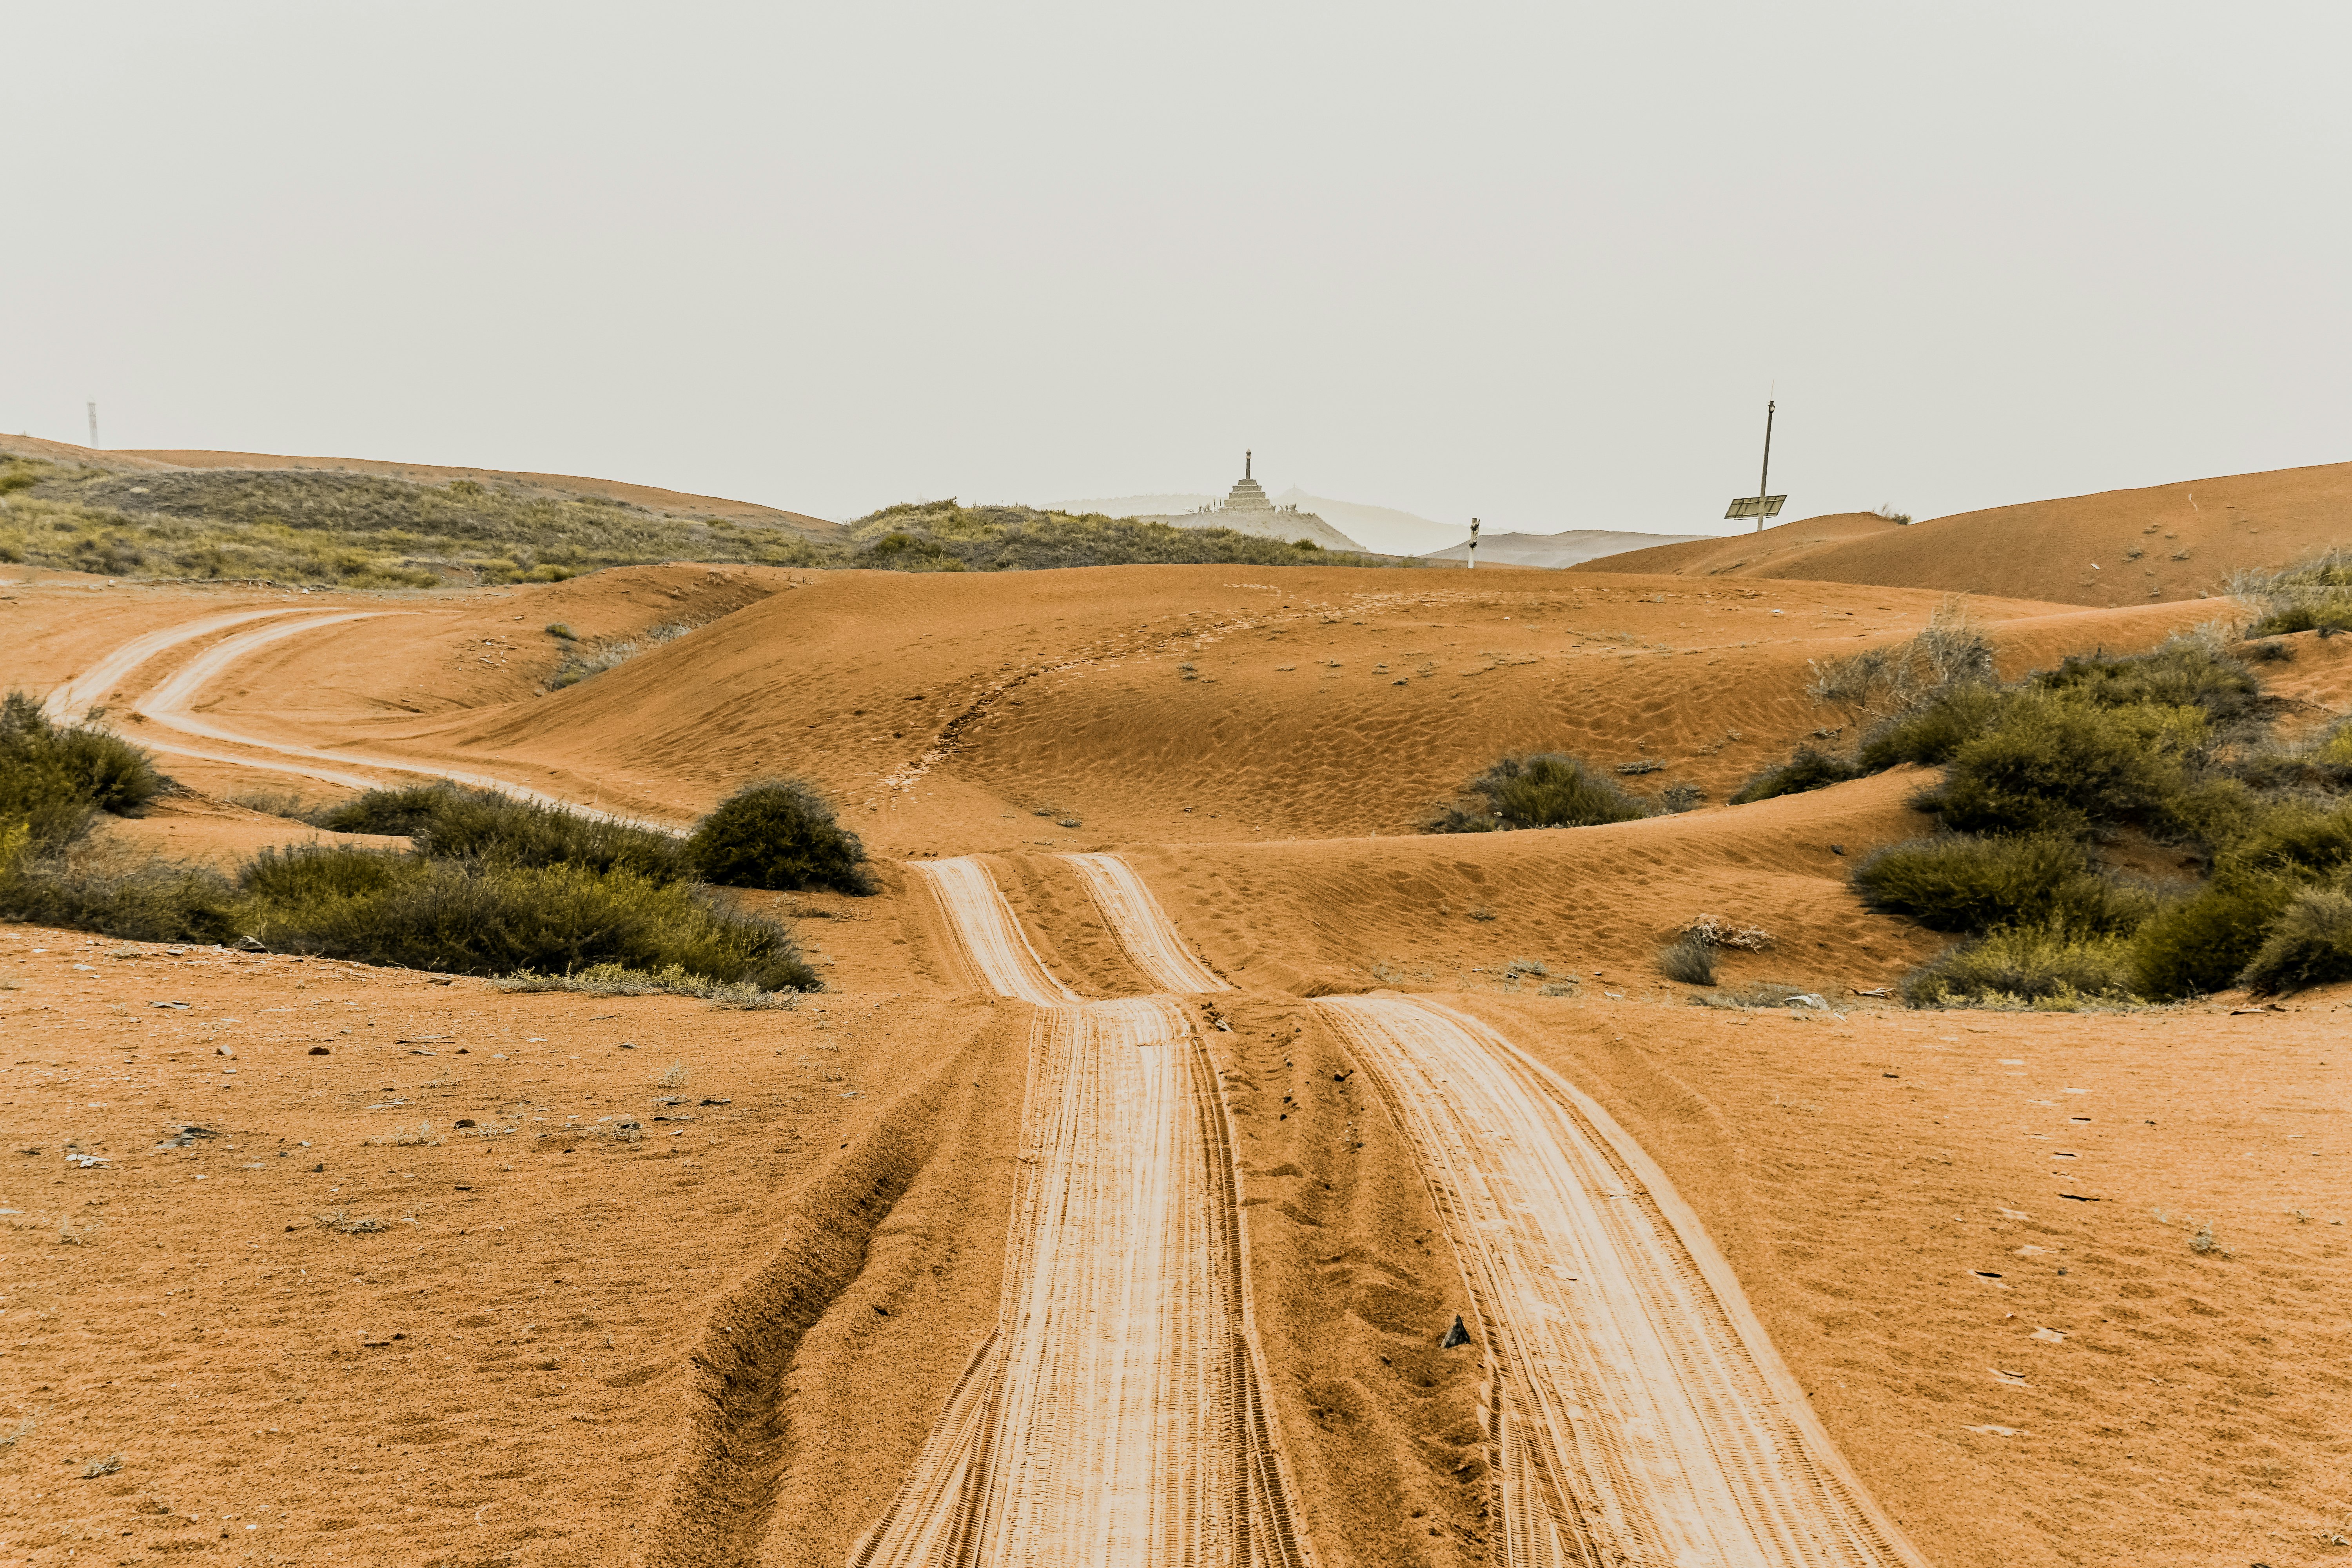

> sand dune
[1576,461,2352,608]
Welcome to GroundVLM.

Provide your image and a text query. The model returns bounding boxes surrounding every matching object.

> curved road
[49,609,677,825]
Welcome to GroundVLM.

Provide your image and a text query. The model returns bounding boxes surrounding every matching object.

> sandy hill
[1575,461,2352,606]
[0,432,840,538]
[1420,527,1712,570]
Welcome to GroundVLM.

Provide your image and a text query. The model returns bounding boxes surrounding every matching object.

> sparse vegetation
[2234,548,2352,638]
[0,691,166,849]
[1426,753,1650,833]
[550,621,694,688]
[0,460,827,586]
[841,500,1389,573]
[1657,932,1717,985]
[1729,746,1865,804]
[1808,601,1996,711]
[1,729,840,998]
[1899,927,2137,1009]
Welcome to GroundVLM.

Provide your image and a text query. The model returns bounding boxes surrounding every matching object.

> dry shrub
[1808,600,1995,711]
[1657,933,1717,985]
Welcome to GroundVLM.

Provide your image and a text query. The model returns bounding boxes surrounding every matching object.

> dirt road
[1317,996,1927,1568]
[51,608,682,822]
[871,858,1307,1566]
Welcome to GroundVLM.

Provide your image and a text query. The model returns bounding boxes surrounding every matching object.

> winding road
[44,608,675,823]
[864,859,1307,1567]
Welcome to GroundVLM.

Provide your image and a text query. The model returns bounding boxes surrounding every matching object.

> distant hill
[0,434,838,536]
[1571,461,2352,607]
[1059,489,1459,556]
[1420,527,1711,570]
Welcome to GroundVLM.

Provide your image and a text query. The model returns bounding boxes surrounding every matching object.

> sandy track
[1065,852,1230,994]
[1317,996,1927,1568]
[40,605,315,721]
[872,858,1306,1566]
[56,608,683,824]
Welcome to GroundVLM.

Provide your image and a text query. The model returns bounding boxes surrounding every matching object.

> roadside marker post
[1724,399,1786,532]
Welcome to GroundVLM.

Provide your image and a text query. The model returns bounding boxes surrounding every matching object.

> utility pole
[87,401,99,449]
[1722,399,1786,531]
[1466,517,1480,570]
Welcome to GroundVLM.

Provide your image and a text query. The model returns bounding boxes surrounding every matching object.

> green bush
[2237,889,2352,994]
[0,692,165,849]
[1901,926,2138,1009]
[1430,753,1650,833]
[2129,875,2299,999]
[1855,684,2009,769]
[1729,747,1866,805]
[237,846,815,989]
[317,782,690,880]
[1926,693,2198,839]
[687,779,875,893]
[2030,637,2262,724]
[1852,834,2153,936]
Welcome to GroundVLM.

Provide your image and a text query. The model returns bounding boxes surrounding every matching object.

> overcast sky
[8,2,2347,537]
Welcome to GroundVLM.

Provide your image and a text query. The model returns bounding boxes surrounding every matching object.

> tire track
[1064,852,1230,995]
[60,609,680,827]
[866,857,1307,1566]
[1317,996,1928,1568]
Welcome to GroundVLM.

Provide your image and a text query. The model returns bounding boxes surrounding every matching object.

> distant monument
[1138,452,1367,552]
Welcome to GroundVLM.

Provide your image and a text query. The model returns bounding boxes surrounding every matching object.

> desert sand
[6,474,2350,1567]
[1579,460,2352,609]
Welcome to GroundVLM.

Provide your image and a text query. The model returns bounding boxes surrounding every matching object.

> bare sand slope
[1576,461,2352,608]
[196,568,2187,853]
[877,858,1307,1566]
[1322,996,1924,1566]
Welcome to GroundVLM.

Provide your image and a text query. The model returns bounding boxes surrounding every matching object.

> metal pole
[1756,399,1774,534]
[1467,517,1479,570]
[87,401,99,449]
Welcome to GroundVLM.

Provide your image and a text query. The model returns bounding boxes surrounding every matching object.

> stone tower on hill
[1140,453,1367,552]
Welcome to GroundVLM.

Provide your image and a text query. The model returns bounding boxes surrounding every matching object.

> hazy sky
[9,2,2347,537]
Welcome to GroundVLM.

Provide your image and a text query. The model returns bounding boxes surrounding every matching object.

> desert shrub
[1901,926,2138,1009]
[1852,835,2153,936]
[1809,601,1996,710]
[2216,799,2352,883]
[317,782,690,879]
[687,778,874,894]
[2129,875,2299,999]
[0,852,241,944]
[2237,889,2352,994]
[495,962,797,1008]
[1655,780,1706,813]
[2242,639,2294,663]
[1429,753,1649,833]
[1657,932,1717,985]
[2030,635,2262,726]
[1729,746,1866,804]
[236,846,815,989]
[0,692,165,848]
[1925,693,2200,839]
[1855,683,2010,769]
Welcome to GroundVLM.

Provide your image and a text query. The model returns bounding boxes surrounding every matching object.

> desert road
[863,858,1309,1566]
